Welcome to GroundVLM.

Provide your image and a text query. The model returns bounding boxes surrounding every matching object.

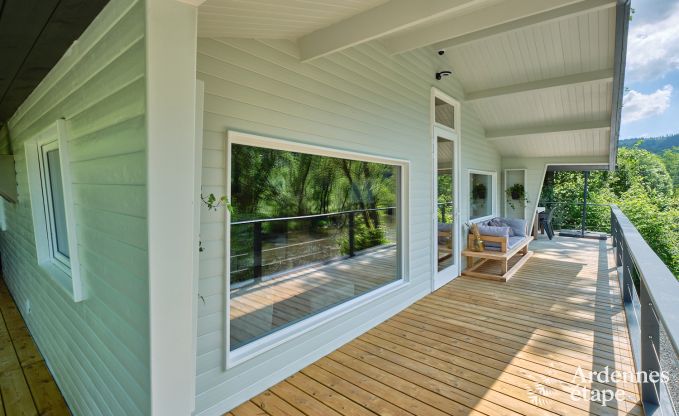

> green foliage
[661,147,679,193]
[201,193,233,213]
[544,147,678,278]
[339,223,388,255]
[619,134,679,154]
[617,183,679,277]
[609,147,673,198]
[505,183,529,210]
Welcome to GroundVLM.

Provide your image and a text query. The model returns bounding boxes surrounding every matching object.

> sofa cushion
[477,224,510,237]
[504,218,527,237]
[487,218,515,236]
[508,236,524,249]
[484,235,525,251]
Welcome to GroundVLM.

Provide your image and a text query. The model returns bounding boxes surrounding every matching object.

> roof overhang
[0,0,109,125]
[608,0,632,171]
[198,0,630,165]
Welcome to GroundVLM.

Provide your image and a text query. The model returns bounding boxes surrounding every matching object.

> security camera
[438,50,445,56]
[435,70,452,80]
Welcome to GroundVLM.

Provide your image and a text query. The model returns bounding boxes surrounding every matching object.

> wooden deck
[0,279,70,415]
[231,246,398,349]
[228,237,643,416]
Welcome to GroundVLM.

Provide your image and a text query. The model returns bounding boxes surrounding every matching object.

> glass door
[434,127,459,289]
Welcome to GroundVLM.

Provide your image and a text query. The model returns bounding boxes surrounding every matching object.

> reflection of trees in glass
[437,172,453,223]
[230,144,398,281]
[231,145,397,221]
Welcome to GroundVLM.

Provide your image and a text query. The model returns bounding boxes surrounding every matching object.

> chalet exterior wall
[194,37,501,414]
[0,0,150,414]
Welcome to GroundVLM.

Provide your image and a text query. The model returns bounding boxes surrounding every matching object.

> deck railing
[611,205,679,416]
[541,201,612,233]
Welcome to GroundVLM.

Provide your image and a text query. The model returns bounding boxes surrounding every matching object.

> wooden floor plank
[0,278,70,416]
[229,237,642,416]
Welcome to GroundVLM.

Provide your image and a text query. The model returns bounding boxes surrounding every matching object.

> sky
[619,0,679,139]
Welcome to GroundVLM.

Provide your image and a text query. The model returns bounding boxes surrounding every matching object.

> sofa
[476,217,528,251]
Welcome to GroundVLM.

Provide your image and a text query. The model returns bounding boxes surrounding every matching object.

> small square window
[469,170,497,222]
[26,121,83,301]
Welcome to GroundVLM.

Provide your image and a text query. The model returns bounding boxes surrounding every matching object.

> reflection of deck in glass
[230,245,398,349]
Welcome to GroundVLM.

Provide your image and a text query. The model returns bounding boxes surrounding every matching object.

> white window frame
[468,169,497,223]
[225,130,410,368]
[25,120,84,301]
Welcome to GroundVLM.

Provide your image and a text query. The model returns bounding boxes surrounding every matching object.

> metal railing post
[348,211,356,257]
[253,222,263,278]
[621,240,634,304]
[611,209,616,248]
[639,280,661,407]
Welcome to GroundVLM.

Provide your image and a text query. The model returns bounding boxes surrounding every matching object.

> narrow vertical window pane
[46,149,70,258]
[229,144,401,350]
[437,137,454,271]
[470,173,493,220]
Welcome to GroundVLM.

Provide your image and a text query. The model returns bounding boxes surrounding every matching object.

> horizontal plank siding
[195,38,501,414]
[0,0,149,414]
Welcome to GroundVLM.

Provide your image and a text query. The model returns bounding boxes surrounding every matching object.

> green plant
[505,183,529,210]
[201,193,233,212]
[472,183,487,200]
[199,193,233,252]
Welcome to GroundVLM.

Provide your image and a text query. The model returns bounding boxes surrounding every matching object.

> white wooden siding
[0,0,149,414]
[195,38,501,415]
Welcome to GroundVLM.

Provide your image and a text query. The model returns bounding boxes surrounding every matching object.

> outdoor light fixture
[435,70,452,80]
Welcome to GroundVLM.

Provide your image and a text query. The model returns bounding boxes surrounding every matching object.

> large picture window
[469,170,496,221]
[227,133,406,357]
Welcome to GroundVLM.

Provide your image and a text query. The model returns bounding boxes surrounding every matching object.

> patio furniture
[539,209,555,240]
[462,217,533,281]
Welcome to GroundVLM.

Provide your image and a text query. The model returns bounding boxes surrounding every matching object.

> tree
[609,147,673,198]
[661,147,679,194]
[542,147,678,279]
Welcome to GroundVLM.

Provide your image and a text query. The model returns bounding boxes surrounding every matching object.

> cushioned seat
[463,217,534,281]
[485,236,524,251]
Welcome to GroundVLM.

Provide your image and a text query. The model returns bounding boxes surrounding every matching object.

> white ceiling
[198,0,388,39]
[450,6,616,158]
[196,0,625,161]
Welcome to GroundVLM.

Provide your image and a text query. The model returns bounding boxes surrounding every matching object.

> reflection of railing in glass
[230,207,397,285]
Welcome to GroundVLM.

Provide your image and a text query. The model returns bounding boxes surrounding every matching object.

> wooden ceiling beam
[465,69,613,103]
[297,0,482,62]
[486,120,610,140]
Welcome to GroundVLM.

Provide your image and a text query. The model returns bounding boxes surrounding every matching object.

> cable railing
[540,201,612,234]
[230,207,397,284]
[611,205,678,416]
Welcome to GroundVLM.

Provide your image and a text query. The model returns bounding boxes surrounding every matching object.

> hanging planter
[505,184,529,210]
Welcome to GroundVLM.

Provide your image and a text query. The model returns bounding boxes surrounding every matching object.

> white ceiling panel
[470,80,613,131]
[447,7,615,92]
[490,129,610,158]
[198,0,388,39]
